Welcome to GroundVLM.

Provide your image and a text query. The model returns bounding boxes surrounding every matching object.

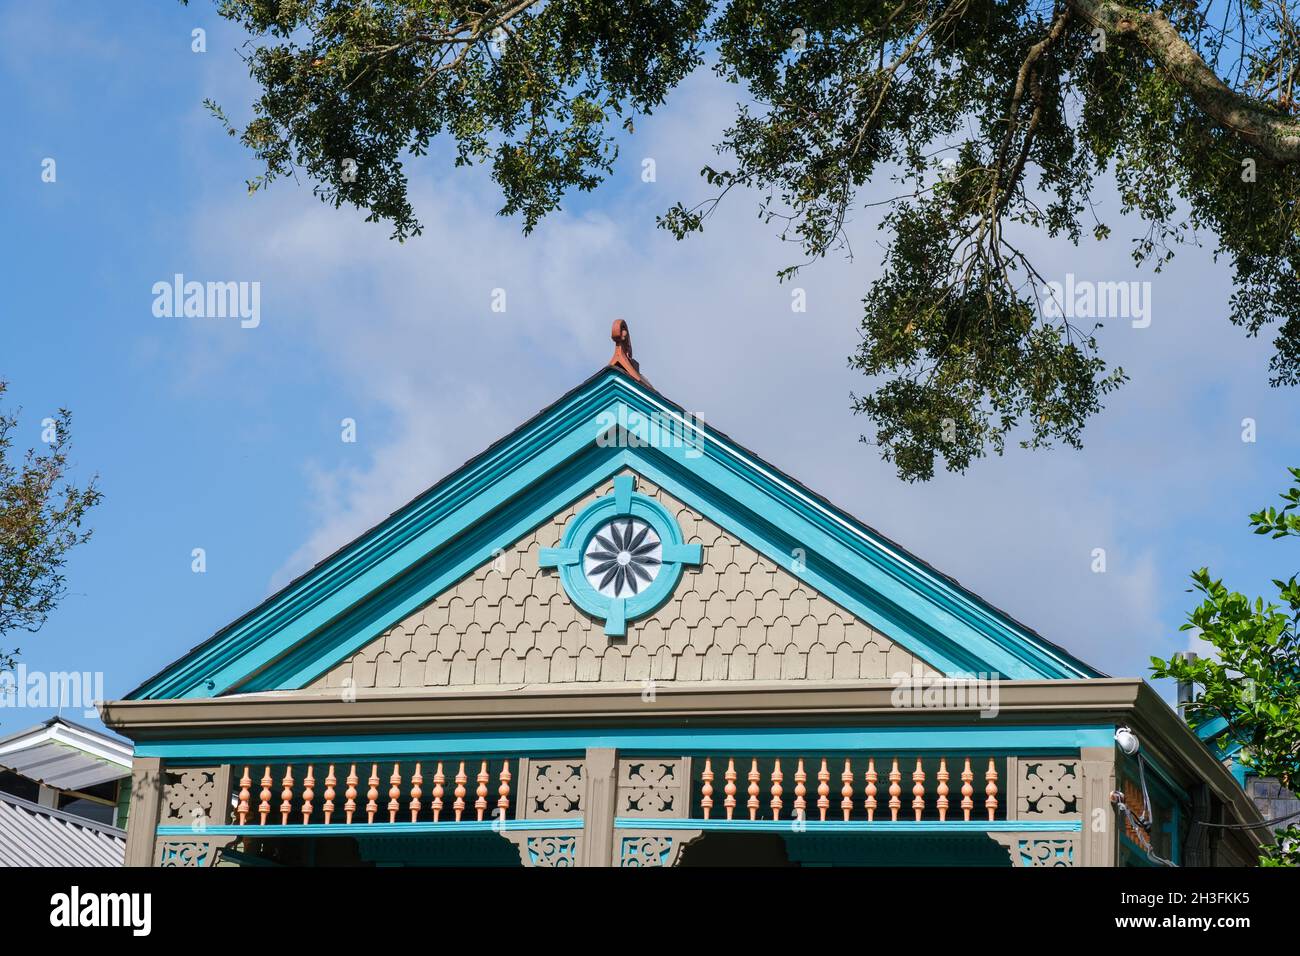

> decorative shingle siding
[309,472,937,691]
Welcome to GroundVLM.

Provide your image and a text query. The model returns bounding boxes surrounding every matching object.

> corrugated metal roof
[0,718,132,790]
[0,790,125,867]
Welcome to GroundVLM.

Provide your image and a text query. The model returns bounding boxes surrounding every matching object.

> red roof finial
[608,319,644,383]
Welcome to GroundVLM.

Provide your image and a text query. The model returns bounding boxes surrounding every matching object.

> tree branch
[1068,0,1300,160]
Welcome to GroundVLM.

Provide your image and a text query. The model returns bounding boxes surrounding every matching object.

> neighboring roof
[0,790,125,867]
[0,717,133,790]
[125,362,1105,701]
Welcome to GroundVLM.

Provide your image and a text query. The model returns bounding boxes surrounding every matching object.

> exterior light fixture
[1115,726,1140,756]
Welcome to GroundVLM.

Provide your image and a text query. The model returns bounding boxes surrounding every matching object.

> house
[101,322,1268,866]
[0,717,131,866]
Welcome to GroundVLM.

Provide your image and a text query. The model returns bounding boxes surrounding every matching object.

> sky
[1,2,1296,736]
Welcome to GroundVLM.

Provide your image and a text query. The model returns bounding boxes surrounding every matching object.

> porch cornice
[104,678,1142,737]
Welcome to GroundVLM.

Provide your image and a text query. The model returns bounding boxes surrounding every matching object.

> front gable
[310,472,938,692]
[128,368,1100,702]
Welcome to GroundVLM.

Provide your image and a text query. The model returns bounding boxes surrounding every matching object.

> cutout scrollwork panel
[520,759,585,818]
[617,758,688,818]
[501,831,583,867]
[1017,759,1080,818]
[990,833,1078,867]
[161,766,230,828]
[616,828,703,867]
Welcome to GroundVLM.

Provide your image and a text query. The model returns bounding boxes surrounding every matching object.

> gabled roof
[0,790,125,867]
[127,365,1103,701]
[0,718,132,790]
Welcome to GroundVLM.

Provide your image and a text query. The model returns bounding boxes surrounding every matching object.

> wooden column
[582,747,619,867]
[123,756,163,868]
[1079,745,1118,867]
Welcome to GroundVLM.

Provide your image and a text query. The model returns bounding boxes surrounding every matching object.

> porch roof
[0,717,133,790]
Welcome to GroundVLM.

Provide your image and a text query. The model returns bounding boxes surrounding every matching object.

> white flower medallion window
[582,517,663,598]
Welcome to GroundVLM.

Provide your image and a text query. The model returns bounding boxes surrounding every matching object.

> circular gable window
[583,517,662,598]
[538,475,702,635]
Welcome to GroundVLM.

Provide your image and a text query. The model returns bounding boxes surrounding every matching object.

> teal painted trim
[132,379,630,699]
[1194,716,1229,740]
[613,379,1099,679]
[136,724,1113,761]
[615,817,1081,834]
[134,369,1099,699]
[156,818,581,838]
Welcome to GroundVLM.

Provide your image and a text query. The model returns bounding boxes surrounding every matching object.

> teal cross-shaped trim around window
[539,475,702,635]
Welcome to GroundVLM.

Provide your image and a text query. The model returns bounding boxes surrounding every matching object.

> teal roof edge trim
[130,368,1101,700]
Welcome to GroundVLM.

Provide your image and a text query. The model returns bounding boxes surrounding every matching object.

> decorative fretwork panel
[614,828,703,867]
[1017,759,1080,818]
[990,832,1078,867]
[617,758,687,818]
[1017,837,1077,867]
[161,766,229,828]
[525,835,579,867]
[522,760,585,818]
[154,836,235,867]
[620,834,674,866]
[310,472,937,691]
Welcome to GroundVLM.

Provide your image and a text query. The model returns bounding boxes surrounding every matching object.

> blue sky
[1,2,1296,734]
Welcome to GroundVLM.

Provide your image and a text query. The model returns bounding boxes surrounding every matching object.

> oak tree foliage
[0,382,101,668]
[202,0,1300,479]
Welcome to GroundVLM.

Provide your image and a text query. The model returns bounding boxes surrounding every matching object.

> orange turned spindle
[366,764,380,824]
[454,761,468,821]
[497,761,511,820]
[344,764,358,824]
[280,766,295,825]
[912,757,925,822]
[936,758,949,822]
[985,758,999,822]
[746,759,760,821]
[769,759,784,820]
[793,758,807,821]
[302,766,315,825]
[817,759,831,821]
[410,763,423,823]
[389,764,402,823]
[724,759,737,820]
[865,758,878,822]
[237,767,251,826]
[888,758,902,822]
[841,759,854,822]
[476,761,490,821]
[961,758,974,821]
[259,767,273,825]
[432,762,445,822]
[700,758,714,820]
[323,765,337,825]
